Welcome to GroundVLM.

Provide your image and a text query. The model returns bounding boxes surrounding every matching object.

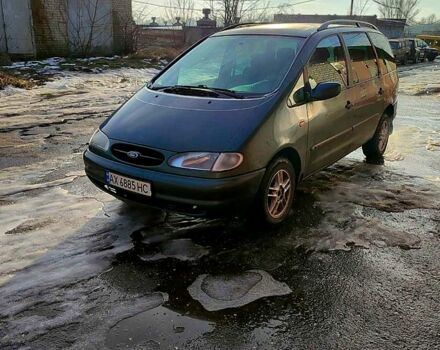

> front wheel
[362,115,391,159]
[255,157,295,225]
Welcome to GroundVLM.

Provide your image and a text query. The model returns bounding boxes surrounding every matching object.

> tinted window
[152,35,304,95]
[307,35,348,89]
[342,32,379,84]
[370,32,397,73]
[389,41,399,49]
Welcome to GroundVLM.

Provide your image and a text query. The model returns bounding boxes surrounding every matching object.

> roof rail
[317,20,379,31]
[221,22,270,31]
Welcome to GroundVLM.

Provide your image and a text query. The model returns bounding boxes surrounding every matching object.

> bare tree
[165,0,195,26]
[372,0,420,23]
[274,2,296,15]
[114,8,137,53]
[58,0,113,56]
[353,0,371,15]
[132,4,153,25]
[205,0,218,21]
[418,13,437,24]
[213,0,272,26]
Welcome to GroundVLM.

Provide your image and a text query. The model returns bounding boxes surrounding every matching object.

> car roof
[212,22,380,38]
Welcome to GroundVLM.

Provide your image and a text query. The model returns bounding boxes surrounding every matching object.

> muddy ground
[0,60,439,350]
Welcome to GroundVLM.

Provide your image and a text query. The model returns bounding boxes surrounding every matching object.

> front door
[305,35,356,175]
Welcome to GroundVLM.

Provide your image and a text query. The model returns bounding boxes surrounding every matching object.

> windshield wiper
[152,85,244,99]
[195,85,244,99]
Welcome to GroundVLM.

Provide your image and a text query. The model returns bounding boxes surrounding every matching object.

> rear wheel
[255,157,295,225]
[362,114,391,159]
[402,55,408,65]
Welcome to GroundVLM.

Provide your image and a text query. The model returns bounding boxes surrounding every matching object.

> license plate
[105,171,152,197]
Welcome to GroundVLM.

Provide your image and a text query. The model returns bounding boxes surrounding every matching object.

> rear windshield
[389,41,399,49]
[151,35,304,96]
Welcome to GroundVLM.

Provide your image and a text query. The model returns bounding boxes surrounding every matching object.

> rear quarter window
[369,32,397,74]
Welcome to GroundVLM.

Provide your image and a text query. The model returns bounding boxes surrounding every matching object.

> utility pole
[349,0,354,16]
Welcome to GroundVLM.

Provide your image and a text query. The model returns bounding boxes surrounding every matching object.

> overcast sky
[133,0,439,22]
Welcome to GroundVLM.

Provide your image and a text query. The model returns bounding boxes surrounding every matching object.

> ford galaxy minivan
[84,20,398,225]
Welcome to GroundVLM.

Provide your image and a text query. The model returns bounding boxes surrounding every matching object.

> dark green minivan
[84,20,398,225]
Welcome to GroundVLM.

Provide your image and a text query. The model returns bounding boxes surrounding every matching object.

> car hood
[101,87,275,152]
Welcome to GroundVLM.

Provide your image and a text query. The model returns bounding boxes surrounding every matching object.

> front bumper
[84,149,265,216]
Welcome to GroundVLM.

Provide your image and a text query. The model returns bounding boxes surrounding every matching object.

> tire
[428,56,436,62]
[362,114,391,159]
[254,157,295,225]
[402,55,408,65]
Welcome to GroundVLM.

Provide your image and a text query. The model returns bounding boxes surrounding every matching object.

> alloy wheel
[378,119,390,153]
[266,169,292,219]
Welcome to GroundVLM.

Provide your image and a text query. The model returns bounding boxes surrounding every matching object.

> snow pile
[188,270,292,311]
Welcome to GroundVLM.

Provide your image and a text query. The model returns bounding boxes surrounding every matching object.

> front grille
[112,143,164,167]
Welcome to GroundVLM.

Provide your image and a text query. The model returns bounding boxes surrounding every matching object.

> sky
[133,0,440,23]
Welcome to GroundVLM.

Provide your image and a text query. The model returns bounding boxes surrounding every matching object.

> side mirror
[291,86,307,105]
[310,82,341,101]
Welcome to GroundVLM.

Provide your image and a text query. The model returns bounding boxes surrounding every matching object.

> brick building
[0,0,134,57]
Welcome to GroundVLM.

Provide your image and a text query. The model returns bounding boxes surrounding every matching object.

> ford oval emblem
[127,151,141,159]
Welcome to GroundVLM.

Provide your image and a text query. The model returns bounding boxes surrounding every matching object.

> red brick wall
[31,0,69,57]
[137,28,185,49]
[112,0,134,54]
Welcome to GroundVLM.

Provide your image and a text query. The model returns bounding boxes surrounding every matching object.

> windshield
[389,41,399,49]
[151,35,304,96]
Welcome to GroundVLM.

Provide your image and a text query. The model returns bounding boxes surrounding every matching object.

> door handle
[345,101,353,110]
[378,87,384,95]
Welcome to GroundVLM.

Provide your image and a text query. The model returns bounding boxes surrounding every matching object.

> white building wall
[67,0,113,55]
[0,2,6,52]
[0,0,35,55]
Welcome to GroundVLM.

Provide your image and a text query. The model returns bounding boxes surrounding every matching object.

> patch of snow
[188,270,292,311]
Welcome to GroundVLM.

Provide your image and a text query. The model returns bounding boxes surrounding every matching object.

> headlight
[168,152,243,172]
[89,129,109,151]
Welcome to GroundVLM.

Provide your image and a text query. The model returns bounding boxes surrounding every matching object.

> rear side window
[389,41,399,49]
[342,32,379,84]
[307,35,348,89]
[370,33,397,73]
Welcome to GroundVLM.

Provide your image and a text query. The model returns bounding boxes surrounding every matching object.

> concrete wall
[0,0,35,55]
[184,27,219,46]
[137,28,185,49]
[137,26,220,50]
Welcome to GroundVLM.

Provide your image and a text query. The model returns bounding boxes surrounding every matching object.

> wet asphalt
[0,61,439,349]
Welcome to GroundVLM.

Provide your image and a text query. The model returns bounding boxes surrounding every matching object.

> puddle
[106,305,214,349]
[188,270,292,312]
[138,238,210,262]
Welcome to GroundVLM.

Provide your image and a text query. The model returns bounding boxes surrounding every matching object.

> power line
[132,0,316,12]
